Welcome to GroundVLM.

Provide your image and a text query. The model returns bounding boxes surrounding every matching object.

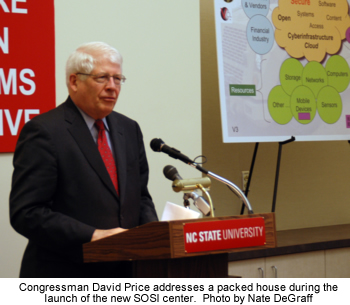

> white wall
[0,0,200,278]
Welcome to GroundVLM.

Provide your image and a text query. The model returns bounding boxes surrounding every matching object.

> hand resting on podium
[91,228,128,242]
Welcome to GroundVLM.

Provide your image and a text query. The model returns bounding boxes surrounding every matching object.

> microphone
[150,138,194,164]
[163,165,211,192]
[163,165,211,216]
[163,165,190,209]
[156,140,254,214]
[163,165,182,181]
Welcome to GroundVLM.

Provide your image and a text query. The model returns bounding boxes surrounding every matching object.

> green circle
[290,86,317,124]
[302,61,327,97]
[280,58,303,96]
[317,86,342,124]
[326,55,350,93]
[268,86,293,125]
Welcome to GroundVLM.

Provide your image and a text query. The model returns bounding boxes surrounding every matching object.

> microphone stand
[150,138,254,214]
[190,163,254,215]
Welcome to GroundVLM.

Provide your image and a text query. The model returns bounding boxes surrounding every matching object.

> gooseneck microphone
[150,138,194,164]
[153,138,254,214]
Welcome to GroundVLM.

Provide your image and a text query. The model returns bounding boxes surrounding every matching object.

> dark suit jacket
[10,96,158,277]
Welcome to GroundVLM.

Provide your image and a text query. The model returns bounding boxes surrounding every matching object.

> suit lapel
[63,98,119,200]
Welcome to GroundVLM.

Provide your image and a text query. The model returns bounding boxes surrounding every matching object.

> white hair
[65,42,123,87]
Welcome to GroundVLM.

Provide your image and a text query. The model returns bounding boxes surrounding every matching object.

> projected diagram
[214,0,350,142]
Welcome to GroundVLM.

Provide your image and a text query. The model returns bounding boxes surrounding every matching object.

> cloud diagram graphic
[272,0,350,62]
[269,1,350,126]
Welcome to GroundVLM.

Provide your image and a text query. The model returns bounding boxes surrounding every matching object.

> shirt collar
[75,106,110,132]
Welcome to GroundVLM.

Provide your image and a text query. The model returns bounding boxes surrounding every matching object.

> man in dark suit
[9,42,158,277]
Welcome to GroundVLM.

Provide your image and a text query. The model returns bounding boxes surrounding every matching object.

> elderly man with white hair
[10,42,158,278]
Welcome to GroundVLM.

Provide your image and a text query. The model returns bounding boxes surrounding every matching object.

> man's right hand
[91,227,128,242]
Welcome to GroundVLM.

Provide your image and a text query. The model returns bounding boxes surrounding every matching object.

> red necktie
[95,120,119,195]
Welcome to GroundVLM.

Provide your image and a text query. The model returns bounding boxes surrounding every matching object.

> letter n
[0,27,9,54]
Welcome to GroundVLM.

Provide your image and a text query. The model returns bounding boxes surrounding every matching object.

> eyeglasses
[76,73,126,85]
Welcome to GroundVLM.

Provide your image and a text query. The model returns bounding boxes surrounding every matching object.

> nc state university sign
[0,0,55,152]
[183,217,266,253]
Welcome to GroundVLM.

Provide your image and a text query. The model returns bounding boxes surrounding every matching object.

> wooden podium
[83,213,276,277]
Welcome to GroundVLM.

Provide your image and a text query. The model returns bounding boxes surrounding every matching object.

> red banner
[183,217,266,253]
[0,0,55,152]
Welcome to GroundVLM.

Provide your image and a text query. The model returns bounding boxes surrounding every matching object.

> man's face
[70,57,122,119]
